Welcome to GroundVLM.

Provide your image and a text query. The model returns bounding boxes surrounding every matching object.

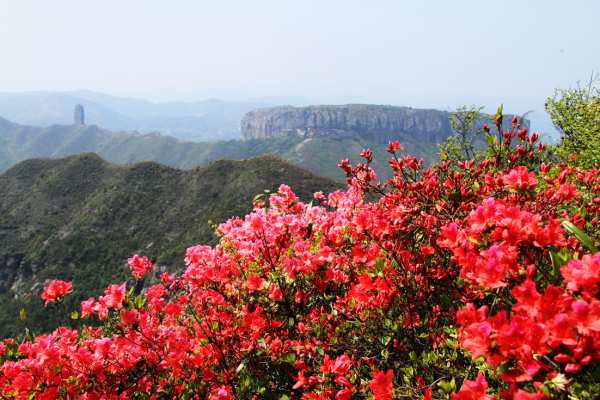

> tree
[546,76,600,167]
[439,105,484,161]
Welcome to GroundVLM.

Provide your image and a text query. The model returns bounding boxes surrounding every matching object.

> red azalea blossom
[561,252,600,294]
[420,388,433,400]
[387,140,404,154]
[2,126,600,398]
[503,166,537,190]
[127,254,153,279]
[246,274,265,291]
[452,374,494,400]
[41,280,73,305]
[369,369,394,400]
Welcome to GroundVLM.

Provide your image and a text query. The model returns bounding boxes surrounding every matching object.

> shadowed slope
[0,153,340,337]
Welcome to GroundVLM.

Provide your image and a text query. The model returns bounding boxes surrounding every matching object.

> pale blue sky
[0,0,598,121]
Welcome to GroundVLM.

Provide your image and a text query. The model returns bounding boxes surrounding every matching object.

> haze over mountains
[0,90,558,140]
[0,90,308,142]
[0,113,383,181]
[0,95,530,180]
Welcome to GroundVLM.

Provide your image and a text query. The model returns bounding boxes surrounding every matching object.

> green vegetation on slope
[0,153,340,337]
[546,79,600,167]
[0,117,446,181]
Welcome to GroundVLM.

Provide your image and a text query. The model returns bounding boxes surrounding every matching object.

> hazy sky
[0,0,598,116]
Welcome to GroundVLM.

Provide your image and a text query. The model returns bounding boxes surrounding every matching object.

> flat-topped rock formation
[241,104,528,144]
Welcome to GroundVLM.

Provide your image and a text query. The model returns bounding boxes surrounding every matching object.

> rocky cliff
[241,104,528,144]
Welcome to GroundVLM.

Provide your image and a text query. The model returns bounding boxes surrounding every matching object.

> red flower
[561,253,600,295]
[80,297,95,318]
[268,284,283,301]
[509,388,547,399]
[420,388,432,400]
[246,274,265,292]
[369,370,394,400]
[321,354,352,376]
[120,309,138,325]
[360,148,373,163]
[209,386,234,400]
[100,283,126,309]
[437,222,465,249]
[3,139,600,398]
[456,304,491,359]
[452,374,493,400]
[127,254,153,279]
[387,140,404,154]
[335,388,354,400]
[503,166,537,191]
[41,280,73,305]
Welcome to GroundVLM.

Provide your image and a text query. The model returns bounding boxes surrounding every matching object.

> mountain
[241,104,527,143]
[0,115,424,181]
[0,101,528,181]
[240,104,530,176]
[0,91,307,141]
[242,104,454,142]
[0,153,340,338]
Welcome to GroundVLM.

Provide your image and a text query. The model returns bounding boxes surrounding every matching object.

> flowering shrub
[128,255,154,280]
[0,116,599,398]
[40,280,73,306]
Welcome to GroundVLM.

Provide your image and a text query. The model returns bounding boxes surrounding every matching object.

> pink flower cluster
[0,117,599,398]
[40,280,73,306]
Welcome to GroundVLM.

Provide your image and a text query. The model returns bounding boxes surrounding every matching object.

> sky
[0,0,598,123]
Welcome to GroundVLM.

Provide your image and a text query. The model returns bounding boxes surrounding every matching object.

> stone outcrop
[241,104,528,144]
[74,104,85,125]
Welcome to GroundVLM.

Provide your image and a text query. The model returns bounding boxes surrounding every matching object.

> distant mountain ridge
[0,101,529,181]
[0,90,308,141]
[241,104,528,144]
[0,153,340,337]
[0,114,438,181]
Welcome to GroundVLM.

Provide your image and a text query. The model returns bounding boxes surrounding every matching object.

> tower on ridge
[74,104,85,125]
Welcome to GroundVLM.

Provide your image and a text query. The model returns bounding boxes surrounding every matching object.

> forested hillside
[0,153,339,337]
[0,116,439,180]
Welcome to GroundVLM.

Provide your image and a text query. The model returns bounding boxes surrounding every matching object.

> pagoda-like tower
[74,104,85,125]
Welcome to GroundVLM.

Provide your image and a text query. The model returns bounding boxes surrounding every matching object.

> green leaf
[236,362,246,373]
[561,220,598,252]
[380,348,390,360]
[380,335,392,346]
[19,308,27,321]
[467,236,481,245]
[70,311,79,320]
[409,351,417,361]
[484,132,496,146]
[438,378,456,393]
[133,295,145,309]
[494,104,504,126]
[281,353,296,364]
[549,248,571,279]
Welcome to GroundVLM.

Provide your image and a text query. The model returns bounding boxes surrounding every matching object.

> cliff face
[241,104,528,144]
[242,105,452,144]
